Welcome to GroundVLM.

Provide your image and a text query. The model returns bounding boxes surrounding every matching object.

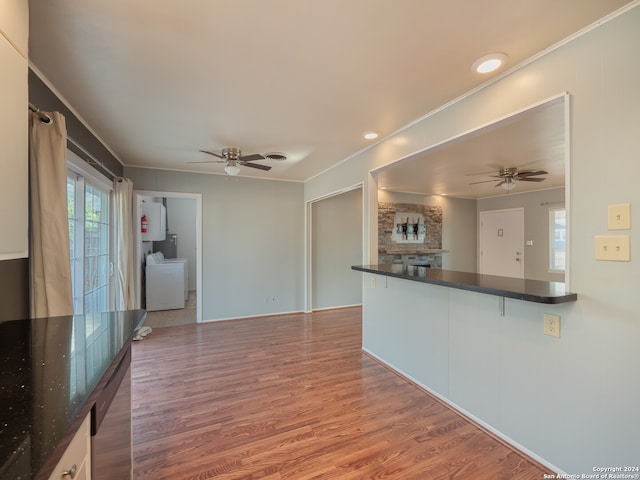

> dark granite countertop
[352,265,577,304]
[0,309,146,479]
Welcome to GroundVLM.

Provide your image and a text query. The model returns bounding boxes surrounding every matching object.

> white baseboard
[362,347,565,476]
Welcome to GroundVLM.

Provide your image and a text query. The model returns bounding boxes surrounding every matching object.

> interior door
[479,208,524,278]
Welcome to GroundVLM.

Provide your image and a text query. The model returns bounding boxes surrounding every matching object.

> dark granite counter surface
[0,309,146,479]
[352,265,577,304]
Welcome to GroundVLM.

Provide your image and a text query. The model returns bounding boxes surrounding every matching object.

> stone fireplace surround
[378,202,446,266]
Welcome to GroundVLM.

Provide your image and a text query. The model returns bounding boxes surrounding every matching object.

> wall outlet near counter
[544,313,561,338]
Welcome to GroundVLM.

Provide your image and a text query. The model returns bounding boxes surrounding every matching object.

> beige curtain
[113,177,136,310]
[29,111,73,318]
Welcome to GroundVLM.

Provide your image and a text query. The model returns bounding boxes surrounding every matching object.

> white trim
[563,94,572,290]
[312,303,362,312]
[362,347,565,476]
[202,309,304,323]
[125,163,303,184]
[67,149,112,191]
[370,93,567,176]
[306,2,638,184]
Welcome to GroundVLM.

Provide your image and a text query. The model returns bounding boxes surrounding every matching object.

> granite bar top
[0,309,146,479]
[352,265,577,304]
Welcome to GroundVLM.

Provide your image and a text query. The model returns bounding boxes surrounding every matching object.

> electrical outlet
[595,235,631,261]
[370,276,376,288]
[608,203,631,230]
[544,314,561,338]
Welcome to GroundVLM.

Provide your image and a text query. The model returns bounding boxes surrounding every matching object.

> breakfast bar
[353,264,578,469]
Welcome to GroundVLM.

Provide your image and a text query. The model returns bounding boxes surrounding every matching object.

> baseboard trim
[362,347,565,476]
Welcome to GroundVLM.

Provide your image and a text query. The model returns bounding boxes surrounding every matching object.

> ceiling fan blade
[187,160,225,164]
[469,177,502,185]
[494,180,506,187]
[200,149,225,159]
[239,153,265,162]
[242,162,272,171]
[517,170,548,177]
[518,177,547,182]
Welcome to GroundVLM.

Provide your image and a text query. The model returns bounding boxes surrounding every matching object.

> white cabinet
[141,202,166,242]
[0,0,29,57]
[0,31,28,260]
[47,414,91,480]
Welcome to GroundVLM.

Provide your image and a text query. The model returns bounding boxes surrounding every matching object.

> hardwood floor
[132,307,551,479]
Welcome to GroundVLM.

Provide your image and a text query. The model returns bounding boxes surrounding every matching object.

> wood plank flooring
[132,307,551,479]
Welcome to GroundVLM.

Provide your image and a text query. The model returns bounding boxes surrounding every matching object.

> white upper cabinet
[0,0,29,58]
[0,0,28,259]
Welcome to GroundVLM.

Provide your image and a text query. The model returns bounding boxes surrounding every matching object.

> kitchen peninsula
[0,309,146,479]
[353,264,577,470]
[352,264,577,304]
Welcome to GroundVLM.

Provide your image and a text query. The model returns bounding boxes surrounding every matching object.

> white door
[479,208,524,278]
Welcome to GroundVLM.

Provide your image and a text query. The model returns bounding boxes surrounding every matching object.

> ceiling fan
[469,167,548,191]
[189,147,272,176]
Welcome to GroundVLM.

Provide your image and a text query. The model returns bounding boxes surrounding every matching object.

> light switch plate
[608,203,631,230]
[595,235,631,261]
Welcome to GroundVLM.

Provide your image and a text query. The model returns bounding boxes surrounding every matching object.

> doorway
[479,208,524,278]
[306,184,364,312]
[133,190,202,323]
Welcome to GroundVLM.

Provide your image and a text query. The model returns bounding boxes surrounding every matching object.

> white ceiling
[29,0,632,182]
[376,96,566,198]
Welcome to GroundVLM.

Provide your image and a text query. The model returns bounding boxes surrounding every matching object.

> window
[67,156,113,314]
[549,208,566,272]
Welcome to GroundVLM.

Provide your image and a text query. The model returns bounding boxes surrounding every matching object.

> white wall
[311,188,362,310]
[305,5,640,474]
[478,187,565,282]
[166,197,197,291]
[126,167,305,321]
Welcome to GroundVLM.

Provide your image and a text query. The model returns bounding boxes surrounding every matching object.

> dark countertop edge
[35,311,146,480]
[352,265,578,304]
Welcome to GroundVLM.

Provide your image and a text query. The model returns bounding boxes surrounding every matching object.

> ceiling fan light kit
[500,178,516,191]
[224,162,241,176]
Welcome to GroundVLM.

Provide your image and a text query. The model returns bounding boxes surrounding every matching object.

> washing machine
[145,252,188,310]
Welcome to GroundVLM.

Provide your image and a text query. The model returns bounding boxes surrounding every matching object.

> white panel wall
[126,167,305,321]
[309,5,640,474]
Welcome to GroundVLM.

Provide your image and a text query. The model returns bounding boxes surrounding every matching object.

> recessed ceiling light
[363,131,379,140]
[472,53,507,74]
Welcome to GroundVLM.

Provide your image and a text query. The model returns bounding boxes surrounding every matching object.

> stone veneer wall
[378,202,443,266]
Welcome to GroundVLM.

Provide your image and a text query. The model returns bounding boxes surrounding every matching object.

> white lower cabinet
[48,414,91,480]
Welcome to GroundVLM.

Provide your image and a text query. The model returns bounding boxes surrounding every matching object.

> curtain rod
[28,102,52,124]
[29,102,119,180]
[67,136,118,180]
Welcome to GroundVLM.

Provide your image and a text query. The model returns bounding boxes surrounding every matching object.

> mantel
[352,264,577,304]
